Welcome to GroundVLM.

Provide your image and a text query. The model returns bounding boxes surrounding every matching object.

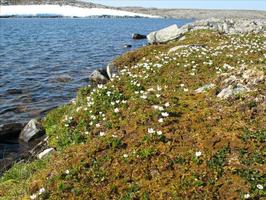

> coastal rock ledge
[147,18,266,44]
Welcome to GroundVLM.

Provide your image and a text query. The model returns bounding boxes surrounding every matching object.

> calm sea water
[0,18,193,125]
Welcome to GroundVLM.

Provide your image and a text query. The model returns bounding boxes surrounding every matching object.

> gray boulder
[89,68,109,84]
[19,119,44,142]
[147,24,185,44]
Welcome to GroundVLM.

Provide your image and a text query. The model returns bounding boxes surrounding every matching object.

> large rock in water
[132,33,147,40]
[19,119,44,142]
[147,24,185,44]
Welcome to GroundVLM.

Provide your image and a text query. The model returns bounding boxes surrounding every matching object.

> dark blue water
[0,18,192,125]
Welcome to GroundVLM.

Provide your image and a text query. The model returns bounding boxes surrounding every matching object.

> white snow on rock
[0,5,160,18]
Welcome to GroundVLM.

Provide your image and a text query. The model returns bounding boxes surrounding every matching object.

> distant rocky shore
[120,7,266,20]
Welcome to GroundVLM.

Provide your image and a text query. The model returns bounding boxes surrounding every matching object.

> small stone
[37,148,55,159]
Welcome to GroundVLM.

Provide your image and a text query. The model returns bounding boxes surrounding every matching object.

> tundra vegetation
[0,30,265,199]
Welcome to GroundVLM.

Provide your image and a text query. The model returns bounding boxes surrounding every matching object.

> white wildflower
[158,118,164,123]
[96,123,101,128]
[161,112,169,117]
[39,188,45,195]
[158,106,164,111]
[147,88,155,92]
[114,108,120,113]
[123,154,129,158]
[152,105,159,110]
[195,151,202,157]
[140,95,147,99]
[65,170,70,174]
[257,184,263,190]
[30,194,37,200]
[244,194,250,199]
[99,132,105,137]
[148,128,155,134]
[165,102,170,107]
[97,84,103,89]
[157,131,162,135]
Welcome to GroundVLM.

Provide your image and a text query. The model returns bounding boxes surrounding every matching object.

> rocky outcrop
[147,18,266,44]
[185,18,266,34]
[19,119,45,142]
[216,66,265,99]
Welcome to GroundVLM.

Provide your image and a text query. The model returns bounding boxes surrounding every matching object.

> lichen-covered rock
[19,119,44,142]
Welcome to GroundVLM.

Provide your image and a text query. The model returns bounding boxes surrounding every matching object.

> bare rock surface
[147,18,266,44]
[216,66,265,99]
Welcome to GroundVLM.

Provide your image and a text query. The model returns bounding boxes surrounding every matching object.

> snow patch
[0,5,160,18]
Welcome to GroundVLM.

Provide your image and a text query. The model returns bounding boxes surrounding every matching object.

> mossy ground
[0,30,265,200]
